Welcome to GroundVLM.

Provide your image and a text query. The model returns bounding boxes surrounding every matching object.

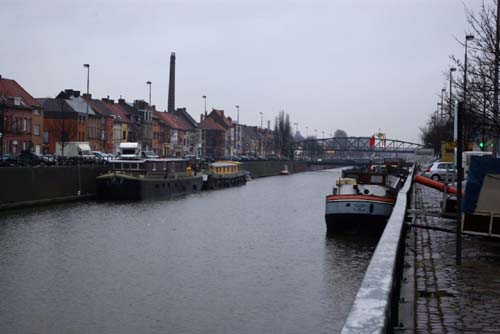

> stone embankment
[0,161,339,210]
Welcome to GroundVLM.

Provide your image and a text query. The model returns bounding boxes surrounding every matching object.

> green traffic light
[479,142,484,148]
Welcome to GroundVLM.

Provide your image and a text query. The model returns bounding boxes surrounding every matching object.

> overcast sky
[0,0,484,142]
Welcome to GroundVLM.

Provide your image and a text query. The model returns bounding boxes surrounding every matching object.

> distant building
[0,75,43,154]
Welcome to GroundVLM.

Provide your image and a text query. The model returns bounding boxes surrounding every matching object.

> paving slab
[413,184,500,333]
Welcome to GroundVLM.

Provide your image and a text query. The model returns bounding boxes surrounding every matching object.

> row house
[38,90,96,154]
[0,76,43,154]
[102,98,131,153]
[84,96,114,153]
[152,112,166,155]
[155,111,188,157]
[200,109,234,158]
[172,107,202,157]
[133,100,153,152]
[200,113,225,158]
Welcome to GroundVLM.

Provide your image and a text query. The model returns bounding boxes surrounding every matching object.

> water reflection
[0,169,378,334]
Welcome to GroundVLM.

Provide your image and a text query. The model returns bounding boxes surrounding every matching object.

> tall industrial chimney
[168,52,176,112]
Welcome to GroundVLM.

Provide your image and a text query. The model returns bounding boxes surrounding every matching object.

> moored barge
[96,158,203,200]
[202,160,247,190]
[325,162,406,234]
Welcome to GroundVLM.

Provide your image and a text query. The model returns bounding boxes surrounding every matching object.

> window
[33,109,40,116]
[23,118,27,131]
[34,124,40,136]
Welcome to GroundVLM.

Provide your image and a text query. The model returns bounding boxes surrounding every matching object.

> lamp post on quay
[456,34,474,266]
[83,64,90,140]
[449,67,456,119]
[146,81,152,106]
[235,105,239,155]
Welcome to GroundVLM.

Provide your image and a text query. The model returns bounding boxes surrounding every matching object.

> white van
[56,142,93,159]
[463,151,492,176]
[119,142,141,159]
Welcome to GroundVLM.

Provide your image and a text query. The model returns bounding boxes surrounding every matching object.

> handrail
[340,165,415,334]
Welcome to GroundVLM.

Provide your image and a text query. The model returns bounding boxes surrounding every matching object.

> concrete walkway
[413,184,500,333]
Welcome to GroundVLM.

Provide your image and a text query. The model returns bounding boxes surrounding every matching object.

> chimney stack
[168,52,176,112]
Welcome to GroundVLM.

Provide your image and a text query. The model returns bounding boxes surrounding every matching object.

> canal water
[0,168,378,334]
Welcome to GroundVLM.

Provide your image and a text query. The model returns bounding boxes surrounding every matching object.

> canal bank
[0,161,340,210]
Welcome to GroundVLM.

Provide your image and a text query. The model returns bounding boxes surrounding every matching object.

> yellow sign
[441,141,455,162]
[441,141,474,162]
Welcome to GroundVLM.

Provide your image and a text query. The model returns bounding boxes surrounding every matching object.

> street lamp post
[146,81,152,106]
[449,67,456,119]
[235,105,240,155]
[456,34,474,266]
[441,88,445,118]
[437,102,442,125]
[83,64,90,140]
[463,35,474,117]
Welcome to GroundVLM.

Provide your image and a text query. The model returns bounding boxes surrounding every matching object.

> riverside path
[412,184,500,333]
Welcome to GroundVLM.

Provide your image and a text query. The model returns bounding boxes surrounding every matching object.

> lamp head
[466,35,474,41]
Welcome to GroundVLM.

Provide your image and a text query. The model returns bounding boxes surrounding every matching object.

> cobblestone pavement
[413,184,500,334]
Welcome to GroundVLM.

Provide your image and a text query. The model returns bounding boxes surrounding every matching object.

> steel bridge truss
[294,137,423,154]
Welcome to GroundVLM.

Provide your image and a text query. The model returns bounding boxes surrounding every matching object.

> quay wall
[0,161,338,210]
[0,165,110,210]
[341,166,415,334]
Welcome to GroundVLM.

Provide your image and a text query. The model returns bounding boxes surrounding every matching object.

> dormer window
[13,97,21,106]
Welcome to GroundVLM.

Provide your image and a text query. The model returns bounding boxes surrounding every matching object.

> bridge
[293,136,425,161]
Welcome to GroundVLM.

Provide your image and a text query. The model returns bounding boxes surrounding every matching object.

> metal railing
[340,165,415,334]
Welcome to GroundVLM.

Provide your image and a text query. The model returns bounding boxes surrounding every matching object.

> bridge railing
[340,165,415,334]
[294,137,423,153]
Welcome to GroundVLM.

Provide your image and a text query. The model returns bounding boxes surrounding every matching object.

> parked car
[42,154,56,166]
[141,151,159,159]
[422,161,456,182]
[1,154,17,167]
[17,150,44,166]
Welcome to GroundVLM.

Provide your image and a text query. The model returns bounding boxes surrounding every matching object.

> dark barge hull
[202,172,247,191]
[96,174,204,201]
[325,213,390,235]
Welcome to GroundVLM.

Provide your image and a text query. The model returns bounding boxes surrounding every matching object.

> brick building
[0,75,43,154]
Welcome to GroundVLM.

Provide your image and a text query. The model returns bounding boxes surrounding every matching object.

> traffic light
[479,141,485,150]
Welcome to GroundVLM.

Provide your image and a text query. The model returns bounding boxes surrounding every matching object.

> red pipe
[414,174,460,194]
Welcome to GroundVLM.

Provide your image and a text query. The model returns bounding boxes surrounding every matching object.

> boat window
[123,163,130,169]
[163,162,166,170]
[370,175,383,184]
[152,163,156,171]
[114,162,121,170]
